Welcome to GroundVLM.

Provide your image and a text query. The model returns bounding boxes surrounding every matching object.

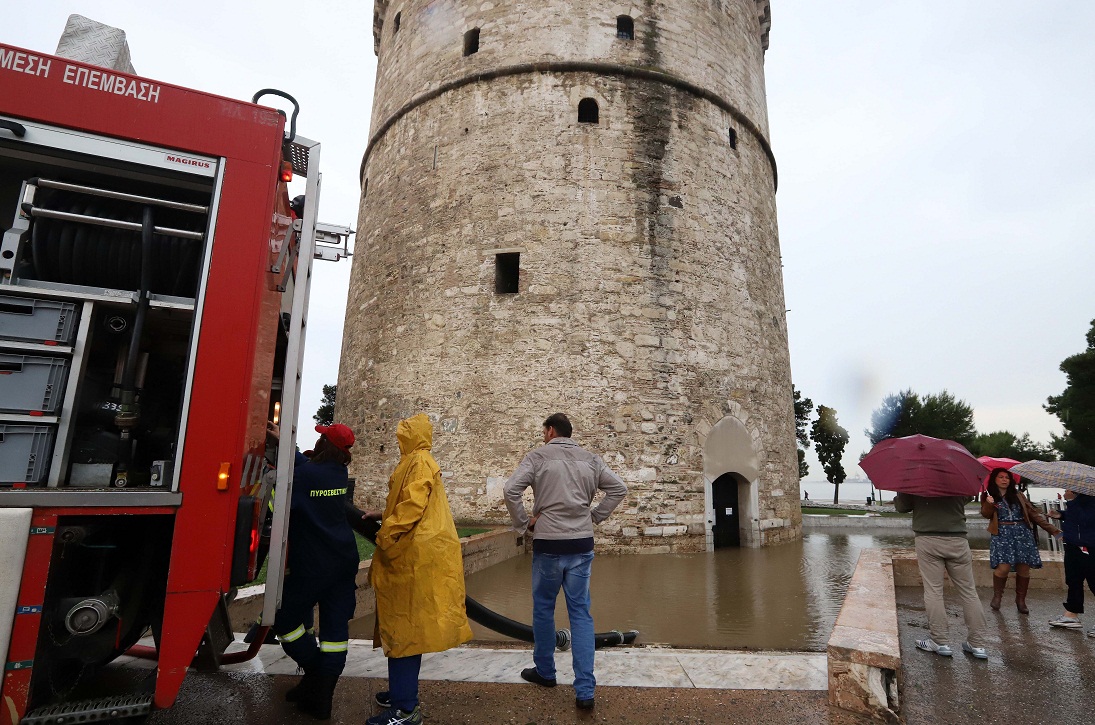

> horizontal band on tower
[359,60,778,191]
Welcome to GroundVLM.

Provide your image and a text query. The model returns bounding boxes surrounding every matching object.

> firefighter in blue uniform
[269,421,360,721]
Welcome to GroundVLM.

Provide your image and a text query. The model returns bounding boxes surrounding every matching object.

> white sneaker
[915,638,952,656]
[1049,616,1083,629]
[1088,629,1095,639]
[962,642,988,659]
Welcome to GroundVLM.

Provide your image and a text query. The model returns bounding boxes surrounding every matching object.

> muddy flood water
[351,528,992,651]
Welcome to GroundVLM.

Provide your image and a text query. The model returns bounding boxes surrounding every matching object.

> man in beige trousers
[893,493,989,659]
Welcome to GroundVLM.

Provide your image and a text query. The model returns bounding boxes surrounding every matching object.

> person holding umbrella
[862,435,989,659]
[980,468,1060,613]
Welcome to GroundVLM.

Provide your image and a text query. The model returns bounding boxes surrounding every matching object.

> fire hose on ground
[353,514,638,650]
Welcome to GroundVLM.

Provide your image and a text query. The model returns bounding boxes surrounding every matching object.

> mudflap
[192,595,233,672]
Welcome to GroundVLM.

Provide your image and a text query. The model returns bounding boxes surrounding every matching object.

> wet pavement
[897,585,1095,724]
[145,669,872,725]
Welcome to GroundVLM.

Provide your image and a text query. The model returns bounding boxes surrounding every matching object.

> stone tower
[340,0,800,550]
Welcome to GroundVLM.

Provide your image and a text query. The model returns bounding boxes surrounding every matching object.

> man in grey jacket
[503,413,627,711]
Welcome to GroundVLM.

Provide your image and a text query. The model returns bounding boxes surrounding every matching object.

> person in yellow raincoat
[366,413,472,725]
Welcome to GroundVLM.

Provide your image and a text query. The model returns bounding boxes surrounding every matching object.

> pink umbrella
[861,434,986,497]
[977,456,1021,490]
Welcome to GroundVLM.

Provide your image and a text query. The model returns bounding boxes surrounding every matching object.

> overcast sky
[10,3,1094,480]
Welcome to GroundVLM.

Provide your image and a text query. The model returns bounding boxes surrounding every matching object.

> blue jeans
[532,551,596,700]
[387,654,422,711]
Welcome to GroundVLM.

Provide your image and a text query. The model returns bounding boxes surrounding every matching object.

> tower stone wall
[340,0,800,551]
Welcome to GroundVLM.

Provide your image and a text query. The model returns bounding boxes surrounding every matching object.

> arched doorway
[703,415,760,548]
[712,472,742,548]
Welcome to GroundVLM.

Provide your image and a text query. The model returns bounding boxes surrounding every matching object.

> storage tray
[0,354,69,414]
[0,424,54,485]
[0,296,79,345]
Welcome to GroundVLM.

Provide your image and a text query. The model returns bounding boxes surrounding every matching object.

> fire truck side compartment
[1,37,298,721]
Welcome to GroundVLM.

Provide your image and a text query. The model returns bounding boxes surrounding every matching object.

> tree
[812,405,849,503]
[1012,433,1059,462]
[968,430,1057,462]
[313,384,337,426]
[866,389,975,448]
[1046,320,1095,465]
[919,391,976,448]
[793,386,814,479]
[967,430,1016,458]
[866,389,922,445]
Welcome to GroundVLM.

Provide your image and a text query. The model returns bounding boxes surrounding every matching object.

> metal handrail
[1041,500,1064,553]
[31,178,209,214]
[22,206,204,241]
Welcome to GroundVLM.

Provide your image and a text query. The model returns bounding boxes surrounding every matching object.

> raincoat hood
[397,414,432,456]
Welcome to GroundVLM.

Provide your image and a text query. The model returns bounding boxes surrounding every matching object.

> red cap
[315,423,355,452]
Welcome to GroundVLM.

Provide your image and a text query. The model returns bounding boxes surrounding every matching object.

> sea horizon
[798,480,1066,505]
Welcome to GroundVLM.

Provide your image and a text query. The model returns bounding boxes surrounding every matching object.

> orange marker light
[273,401,281,425]
[279,160,293,182]
[217,462,231,491]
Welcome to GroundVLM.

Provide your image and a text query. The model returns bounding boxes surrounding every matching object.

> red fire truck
[0,32,349,724]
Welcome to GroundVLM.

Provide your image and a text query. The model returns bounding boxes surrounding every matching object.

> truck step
[22,694,153,724]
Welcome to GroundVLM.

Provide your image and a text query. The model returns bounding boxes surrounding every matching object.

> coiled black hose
[27,189,203,297]
[348,513,638,650]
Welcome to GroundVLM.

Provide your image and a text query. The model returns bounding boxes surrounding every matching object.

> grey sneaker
[962,642,988,659]
[375,691,391,708]
[1088,629,1095,638]
[915,638,952,656]
[1049,616,1083,629]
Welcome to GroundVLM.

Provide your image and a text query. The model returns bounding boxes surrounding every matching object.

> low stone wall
[804,515,910,530]
[891,548,1064,589]
[228,528,522,631]
[827,548,901,723]
[803,515,989,530]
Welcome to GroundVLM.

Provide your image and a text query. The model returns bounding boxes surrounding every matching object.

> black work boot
[297,672,339,720]
[285,668,317,703]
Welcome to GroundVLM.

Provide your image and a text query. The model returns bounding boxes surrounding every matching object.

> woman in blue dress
[980,468,1060,613]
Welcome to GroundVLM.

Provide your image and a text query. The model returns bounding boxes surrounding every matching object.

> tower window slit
[578,98,599,124]
[394,12,401,33]
[495,253,520,294]
[464,28,480,56]
[617,16,634,40]
[728,127,737,149]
